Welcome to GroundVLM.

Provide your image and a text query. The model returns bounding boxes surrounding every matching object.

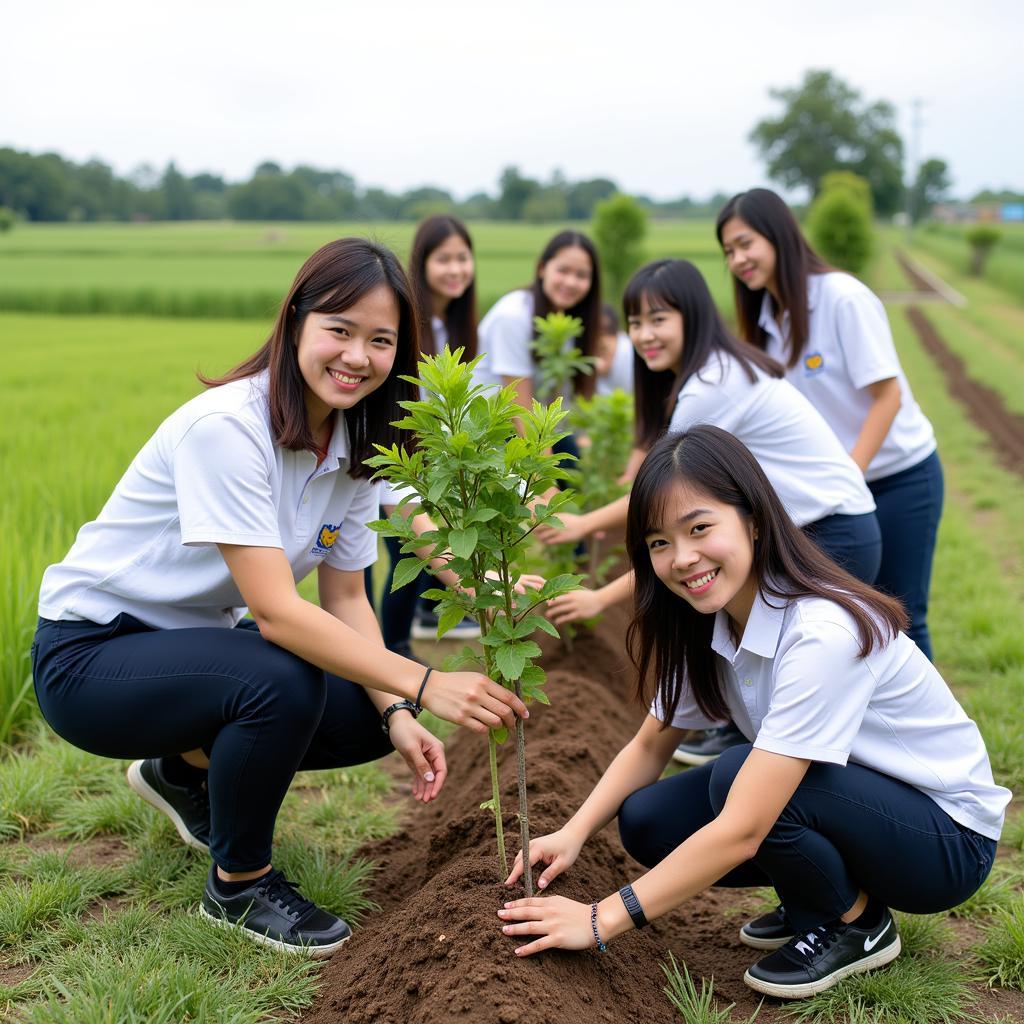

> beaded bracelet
[590,902,608,952]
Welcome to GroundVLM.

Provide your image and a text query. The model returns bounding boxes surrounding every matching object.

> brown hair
[201,237,420,479]
[715,189,832,367]
[408,215,478,359]
[626,425,907,723]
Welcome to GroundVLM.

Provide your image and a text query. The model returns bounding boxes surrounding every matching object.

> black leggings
[32,614,393,872]
[618,744,996,930]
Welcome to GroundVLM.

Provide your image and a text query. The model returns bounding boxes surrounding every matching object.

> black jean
[32,614,393,872]
[618,744,996,930]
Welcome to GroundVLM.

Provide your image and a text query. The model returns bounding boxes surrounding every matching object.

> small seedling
[530,312,595,403]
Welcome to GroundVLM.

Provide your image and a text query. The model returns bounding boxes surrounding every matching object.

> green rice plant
[271,840,378,924]
[949,863,1020,919]
[783,953,976,1024]
[661,954,759,1024]
[972,896,1024,990]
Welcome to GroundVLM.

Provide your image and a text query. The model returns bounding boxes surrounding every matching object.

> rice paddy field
[0,219,1022,1022]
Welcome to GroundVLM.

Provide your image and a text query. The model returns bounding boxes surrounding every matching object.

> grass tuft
[949,864,1020,919]
[271,841,379,924]
[662,953,760,1024]
[972,896,1024,990]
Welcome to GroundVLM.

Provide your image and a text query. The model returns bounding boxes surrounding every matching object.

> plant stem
[488,730,508,880]
[514,678,533,897]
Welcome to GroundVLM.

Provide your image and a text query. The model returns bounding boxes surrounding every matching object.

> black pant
[32,614,393,872]
[618,744,995,930]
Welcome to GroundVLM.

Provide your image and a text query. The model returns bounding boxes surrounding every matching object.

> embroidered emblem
[803,352,825,376]
[312,523,341,556]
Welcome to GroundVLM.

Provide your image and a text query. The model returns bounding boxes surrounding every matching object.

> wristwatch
[618,884,649,929]
[381,700,420,734]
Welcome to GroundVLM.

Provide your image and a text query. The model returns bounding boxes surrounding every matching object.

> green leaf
[391,557,426,592]
[518,614,559,639]
[495,643,527,682]
[521,664,546,686]
[480,799,495,811]
[491,726,509,745]
[467,507,499,524]
[538,573,584,600]
[449,527,479,559]
[437,602,472,639]
[443,646,482,672]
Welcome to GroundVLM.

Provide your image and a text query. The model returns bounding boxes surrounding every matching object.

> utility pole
[905,98,923,243]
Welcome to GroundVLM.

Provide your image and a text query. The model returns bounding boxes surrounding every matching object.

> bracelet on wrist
[618,883,649,929]
[381,700,420,735]
[414,666,432,712]
[590,901,608,952]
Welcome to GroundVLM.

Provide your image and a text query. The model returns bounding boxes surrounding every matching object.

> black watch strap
[618,884,649,929]
[381,700,420,734]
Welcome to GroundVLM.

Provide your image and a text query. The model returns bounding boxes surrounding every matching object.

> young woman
[32,238,527,958]
[475,229,602,411]
[595,303,634,396]
[499,426,1007,1000]
[372,216,481,651]
[717,188,942,659]
[541,259,881,620]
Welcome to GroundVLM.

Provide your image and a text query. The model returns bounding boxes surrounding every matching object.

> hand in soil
[498,895,595,956]
[546,587,604,626]
[505,828,583,889]
[422,671,529,734]
[535,512,588,546]
[386,715,447,803]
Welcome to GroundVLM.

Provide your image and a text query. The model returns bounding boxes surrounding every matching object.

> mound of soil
[303,606,773,1024]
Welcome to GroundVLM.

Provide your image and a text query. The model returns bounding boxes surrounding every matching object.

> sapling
[530,312,595,403]
[367,347,583,894]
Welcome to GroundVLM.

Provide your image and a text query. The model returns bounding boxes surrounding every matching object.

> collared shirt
[667,351,875,525]
[758,273,936,482]
[39,372,379,630]
[653,589,1010,840]
[595,332,635,397]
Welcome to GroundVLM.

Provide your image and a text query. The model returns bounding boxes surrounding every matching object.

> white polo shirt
[758,273,936,482]
[39,372,379,630]
[654,589,1010,840]
[667,351,875,526]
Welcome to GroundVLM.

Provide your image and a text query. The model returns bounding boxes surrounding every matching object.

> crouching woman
[499,425,1008,999]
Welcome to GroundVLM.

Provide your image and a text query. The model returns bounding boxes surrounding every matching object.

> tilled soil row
[894,250,1024,479]
[302,604,775,1024]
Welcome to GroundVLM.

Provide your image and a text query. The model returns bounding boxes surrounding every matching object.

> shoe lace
[784,923,841,965]
[256,870,318,921]
[188,780,210,815]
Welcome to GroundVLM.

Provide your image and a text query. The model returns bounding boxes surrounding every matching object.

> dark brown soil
[302,604,1024,1024]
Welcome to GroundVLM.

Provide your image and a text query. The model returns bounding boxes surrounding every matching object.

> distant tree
[358,188,403,220]
[227,168,307,220]
[497,166,539,220]
[808,175,873,274]
[910,158,951,222]
[966,225,1000,276]
[459,191,498,219]
[592,193,647,301]
[523,186,569,223]
[398,186,454,220]
[162,162,196,220]
[970,188,1024,204]
[750,69,904,217]
[0,206,15,232]
[566,178,617,220]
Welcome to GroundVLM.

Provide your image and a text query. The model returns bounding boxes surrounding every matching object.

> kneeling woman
[33,238,527,957]
[500,426,1008,998]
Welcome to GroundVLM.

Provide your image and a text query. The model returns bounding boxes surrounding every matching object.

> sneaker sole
[743,935,902,999]
[671,749,722,766]
[739,927,794,951]
[126,760,210,854]
[198,903,351,958]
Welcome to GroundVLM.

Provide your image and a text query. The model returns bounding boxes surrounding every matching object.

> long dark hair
[202,238,420,479]
[623,259,783,450]
[408,215,478,359]
[626,425,907,723]
[715,189,832,366]
[530,230,602,399]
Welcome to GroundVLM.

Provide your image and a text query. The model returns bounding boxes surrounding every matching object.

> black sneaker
[743,909,901,999]
[740,904,795,950]
[410,605,481,640]
[672,723,747,766]
[127,758,210,853]
[200,865,352,956]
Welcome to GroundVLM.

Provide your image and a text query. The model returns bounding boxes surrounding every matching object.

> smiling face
[645,480,759,627]
[424,233,474,309]
[538,244,593,311]
[296,283,400,427]
[720,216,778,295]
[627,293,684,375]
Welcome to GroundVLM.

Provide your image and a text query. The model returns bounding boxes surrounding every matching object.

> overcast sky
[5,0,1022,201]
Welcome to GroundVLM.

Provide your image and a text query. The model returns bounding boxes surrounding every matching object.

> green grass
[973,896,1024,990]
[662,953,760,1024]
[911,223,1024,303]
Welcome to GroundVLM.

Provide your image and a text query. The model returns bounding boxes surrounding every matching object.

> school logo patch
[803,352,825,376]
[312,523,341,556]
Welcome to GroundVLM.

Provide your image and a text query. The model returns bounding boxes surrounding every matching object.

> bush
[966,224,1001,276]
[808,187,873,275]
[819,171,874,215]
[592,193,647,302]
[0,207,15,232]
